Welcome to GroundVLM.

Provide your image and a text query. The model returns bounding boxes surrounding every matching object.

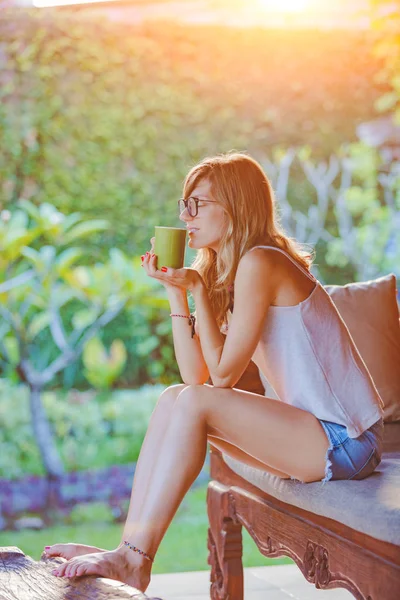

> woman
[45,152,384,591]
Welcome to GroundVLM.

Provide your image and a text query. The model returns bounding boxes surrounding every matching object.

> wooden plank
[0,547,164,599]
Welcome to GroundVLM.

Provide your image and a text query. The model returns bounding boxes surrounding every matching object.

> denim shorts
[317,417,384,484]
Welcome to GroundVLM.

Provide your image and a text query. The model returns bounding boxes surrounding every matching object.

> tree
[0,201,162,506]
[370,0,400,122]
[259,143,400,282]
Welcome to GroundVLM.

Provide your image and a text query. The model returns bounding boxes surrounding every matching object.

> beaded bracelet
[123,540,154,563]
[170,313,196,338]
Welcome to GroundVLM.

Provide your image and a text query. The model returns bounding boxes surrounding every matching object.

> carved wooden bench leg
[207,481,244,600]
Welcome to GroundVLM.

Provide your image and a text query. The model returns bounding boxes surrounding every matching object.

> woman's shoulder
[239,246,317,306]
[239,246,278,274]
[244,245,314,279]
[239,246,288,285]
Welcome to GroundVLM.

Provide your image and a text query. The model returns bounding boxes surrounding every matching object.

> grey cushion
[221,423,400,545]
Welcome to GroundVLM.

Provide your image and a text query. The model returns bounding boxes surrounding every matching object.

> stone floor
[146,563,354,599]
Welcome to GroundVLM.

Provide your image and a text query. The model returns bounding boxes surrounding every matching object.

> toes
[45,545,56,556]
[53,562,68,577]
[65,562,77,578]
[63,565,72,578]
[66,561,90,579]
[75,564,87,577]
[45,543,64,557]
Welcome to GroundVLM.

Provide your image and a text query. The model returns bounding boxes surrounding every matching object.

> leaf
[64,266,92,289]
[325,239,349,268]
[71,308,100,330]
[8,210,29,231]
[60,212,83,232]
[4,229,37,251]
[155,320,172,335]
[136,336,159,356]
[83,337,106,369]
[62,220,109,244]
[3,336,20,365]
[20,247,44,270]
[297,145,312,162]
[17,199,40,221]
[27,312,50,339]
[1,211,42,263]
[55,248,83,275]
[394,106,400,126]
[109,339,127,370]
[390,74,400,92]
[344,187,378,218]
[52,284,79,307]
[39,245,56,267]
[375,91,398,113]
[82,337,127,389]
[39,203,64,224]
[139,295,170,310]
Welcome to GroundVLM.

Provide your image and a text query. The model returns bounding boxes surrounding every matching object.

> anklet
[123,540,154,563]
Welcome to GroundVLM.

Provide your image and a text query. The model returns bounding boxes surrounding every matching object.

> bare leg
[45,385,287,564]
[45,384,188,561]
[50,385,208,590]
[208,433,291,478]
[50,383,328,590]
[121,384,189,539]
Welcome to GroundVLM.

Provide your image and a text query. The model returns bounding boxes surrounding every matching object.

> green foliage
[326,141,400,277]
[0,7,382,265]
[0,199,175,389]
[0,378,166,478]
[82,337,127,390]
[0,381,42,478]
[370,0,400,122]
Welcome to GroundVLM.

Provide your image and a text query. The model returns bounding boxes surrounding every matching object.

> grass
[0,483,294,573]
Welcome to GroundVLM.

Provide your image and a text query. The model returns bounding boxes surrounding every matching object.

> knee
[157,384,189,410]
[173,384,206,414]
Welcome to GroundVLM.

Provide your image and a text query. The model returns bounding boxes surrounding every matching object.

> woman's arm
[190,281,227,379]
[167,287,210,385]
[192,249,277,388]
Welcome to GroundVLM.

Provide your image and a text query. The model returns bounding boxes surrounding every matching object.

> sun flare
[257,0,312,13]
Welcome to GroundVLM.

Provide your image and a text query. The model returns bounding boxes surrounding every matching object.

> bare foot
[50,546,152,592]
[44,543,106,560]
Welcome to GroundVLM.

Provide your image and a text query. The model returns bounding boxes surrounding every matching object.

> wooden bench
[0,547,164,600]
[206,362,400,600]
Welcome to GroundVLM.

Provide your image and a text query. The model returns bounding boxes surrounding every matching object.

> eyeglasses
[178,197,216,218]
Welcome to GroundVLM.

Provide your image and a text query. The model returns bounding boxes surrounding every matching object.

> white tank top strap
[247,245,316,283]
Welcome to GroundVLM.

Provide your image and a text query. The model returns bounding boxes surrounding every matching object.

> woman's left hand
[142,245,203,293]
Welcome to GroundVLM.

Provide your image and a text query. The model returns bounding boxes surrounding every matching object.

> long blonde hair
[184,152,315,330]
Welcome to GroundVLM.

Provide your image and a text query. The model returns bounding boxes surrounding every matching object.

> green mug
[154,226,187,269]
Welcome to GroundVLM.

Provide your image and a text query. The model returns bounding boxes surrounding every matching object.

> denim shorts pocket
[347,447,381,481]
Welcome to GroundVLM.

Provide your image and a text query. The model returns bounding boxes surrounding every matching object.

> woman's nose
[179,210,191,222]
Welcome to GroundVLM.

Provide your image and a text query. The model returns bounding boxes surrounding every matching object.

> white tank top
[222,245,384,438]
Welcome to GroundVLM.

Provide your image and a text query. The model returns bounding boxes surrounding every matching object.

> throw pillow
[325,273,400,423]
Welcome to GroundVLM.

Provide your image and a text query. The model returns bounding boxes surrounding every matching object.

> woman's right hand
[141,237,185,293]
